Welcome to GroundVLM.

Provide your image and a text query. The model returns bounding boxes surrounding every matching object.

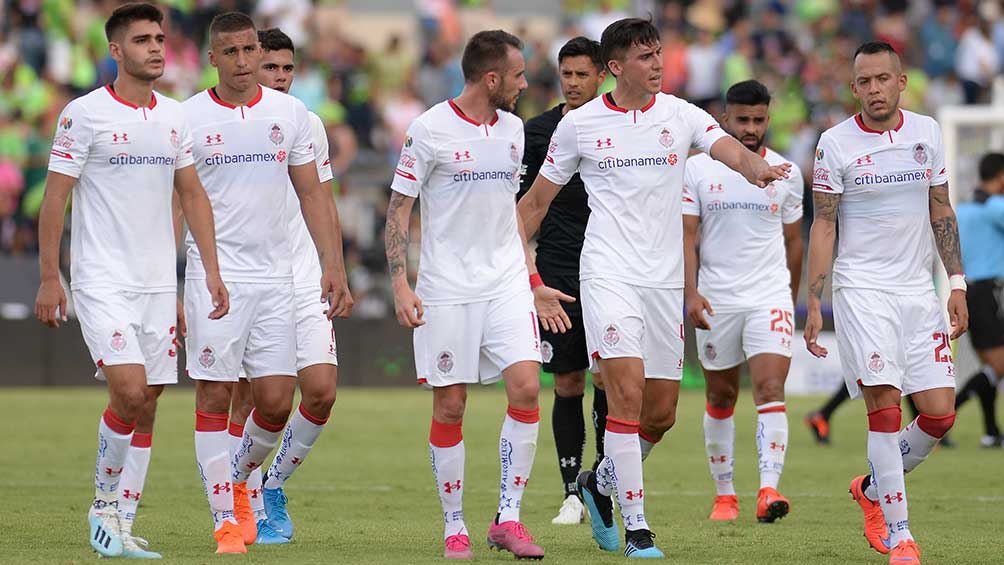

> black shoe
[624,529,663,558]
[980,435,1004,448]
[939,435,957,449]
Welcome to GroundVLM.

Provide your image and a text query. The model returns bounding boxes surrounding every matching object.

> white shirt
[812,110,948,294]
[286,111,334,288]
[48,85,194,293]
[391,100,527,305]
[183,86,314,282]
[541,92,728,288]
[683,147,803,311]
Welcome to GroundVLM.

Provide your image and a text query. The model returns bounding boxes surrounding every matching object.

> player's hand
[176,297,187,345]
[35,278,67,328]
[392,283,424,328]
[321,269,354,319]
[205,274,229,320]
[534,285,576,333]
[947,289,969,340]
[754,162,791,188]
[804,306,828,358]
[685,290,713,330]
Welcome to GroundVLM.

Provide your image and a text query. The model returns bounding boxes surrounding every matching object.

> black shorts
[967,279,1004,350]
[537,269,589,374]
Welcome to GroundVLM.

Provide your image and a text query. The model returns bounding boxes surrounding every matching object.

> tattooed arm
[803,191,841,357]
[930,183,969,338]
[384,191,424,328]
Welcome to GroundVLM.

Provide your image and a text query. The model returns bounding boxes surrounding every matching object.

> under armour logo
[212,482,231,495]
[111,133,128,143]
[559,457,577,468]
[710,455,726,463]
[121,489,141,501]
[245,461,258,469]
[856,155,873,166]
[443,480,461,494]
[884,492,904,504]
[104,467,123,476]
[514,476,529,487]
[596,138,613,148]
[625,489,643,500]
[205,133,223,145]
[291,457,302,465]
[770,442,786,452]
[454,150,471,160]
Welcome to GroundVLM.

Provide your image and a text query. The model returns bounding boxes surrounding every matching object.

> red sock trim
[757,405,786,414]
[228,421,244,438]
[706,404,735,420]
[867,405,902,433]
[429,418,463,447]
[251,409,287,433]
[917,412,955,438]
[130,432,153,448]
[506,405,540,424]
[103,406,135,435]
[195,410,228,432]
[298,403,330,426]
[638,429,660,444]
[605,416,639,434]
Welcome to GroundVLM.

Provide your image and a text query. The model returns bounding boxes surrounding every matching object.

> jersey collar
[208,84,263,109]
[448,99,498,127]
[854,109,904,134]
[603,92,656,113]
[104,84,158,110]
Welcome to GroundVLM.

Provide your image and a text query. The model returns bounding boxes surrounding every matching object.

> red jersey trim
[603,92,656,113]
[758,147,767,158]
[208,85,263,109]
[448,99,498,126]
[105,84,158,110]
[395,168,417,181]
[854,109,904,134]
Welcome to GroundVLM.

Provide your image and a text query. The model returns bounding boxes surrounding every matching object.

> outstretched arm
[709,136,790,187]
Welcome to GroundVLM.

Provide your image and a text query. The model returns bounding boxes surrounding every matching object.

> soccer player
[682,79,804,523]
[386,30,567,560]
[518,18,788,558]
[35,2,228,558]
[182,12,350,554]
[517,35,607,526]
[805,41,967,565]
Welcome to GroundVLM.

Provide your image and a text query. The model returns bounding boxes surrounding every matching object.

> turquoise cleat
[576,471,620,552]
[255,519,290,545]
[624,529,664,559]
[88,501,124,557]
[121,535,163,558]
[263,486,294,539]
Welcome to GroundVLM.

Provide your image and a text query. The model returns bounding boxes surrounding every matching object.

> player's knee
[507,377,540,407]
[752,378,785,404]
[435,398,467,424]
[303,388,336,418]
[643,410,676,436]
[918,411,956,438]
[255,401,292,427]
[705,388,737,410]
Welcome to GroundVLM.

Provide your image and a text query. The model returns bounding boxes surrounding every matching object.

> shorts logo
[867,351,885,374]
[269,123,284,146]
[704,342,717,361]
[110,330,127,352]
[199,346,216,369]
[658,128,674,148]
[510,142,519,164]
[602,324,619,347]
[913,143,928,164]
[437,351,454,374]
[541,341,553,364]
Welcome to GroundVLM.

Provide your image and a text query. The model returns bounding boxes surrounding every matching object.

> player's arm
[517,174,564,243]
[384,190,424,328]
[709,136,790,187]
[35,171,75,327]
[783,220,804,308]
[804,191,840,357]
[515,197,575,334]
[171,190,188,338]
[683,214,712,330]
[174,165,229,320]
[930,182,969,339]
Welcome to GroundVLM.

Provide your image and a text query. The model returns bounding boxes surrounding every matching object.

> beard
[123,57,163,82]
[489,84,520,113]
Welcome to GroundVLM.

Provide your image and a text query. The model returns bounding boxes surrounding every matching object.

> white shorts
[833,288,956,399]
[581,279,684,380]
[414,289,541,388]
[696,304,794,370]
[73,289,178,386]
[185,280,296,381]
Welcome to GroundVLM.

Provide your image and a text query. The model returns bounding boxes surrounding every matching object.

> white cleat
[551,494,585,525]
[88,501,124,557]
[121,535,163,559]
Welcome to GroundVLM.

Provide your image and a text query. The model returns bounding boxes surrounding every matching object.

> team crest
[541,341,553,364]
[110,330,127,352]
[436,351,454,374]
[867,351,885,374]
[199,346,216,369]
[510,143,519,164]
[269,123,284,146]
[765,183,777,198]
[913,143,928,164]
[704,342,717,361]
[60,116,72,130]
[659,128,674,148]
[602,324,620,347]
[169,128,180,149]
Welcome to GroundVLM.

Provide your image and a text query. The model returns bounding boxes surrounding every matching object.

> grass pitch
[1,386,1001,564]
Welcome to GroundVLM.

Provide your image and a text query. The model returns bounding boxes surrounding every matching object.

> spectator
[956,13,999,104]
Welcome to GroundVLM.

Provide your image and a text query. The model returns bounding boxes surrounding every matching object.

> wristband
[949,273,967,292]
[529,273,544,289]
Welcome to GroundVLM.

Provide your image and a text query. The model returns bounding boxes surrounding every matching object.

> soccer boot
[804,412,830,445]
[756,487,790,523]
[255,519,290,545]
[88,500,124,557]
[709,495,739,521]
[214,521,247,554]
[486,520,544,560]
[849,475,891,554]
[232,481,257,545]
[889,539,921,564]
[263,485,294,539]
[551,494,585,525]
[623,529,664,558]
[121,535,163,559]
[576,470,620,551]
[444,533,474,560]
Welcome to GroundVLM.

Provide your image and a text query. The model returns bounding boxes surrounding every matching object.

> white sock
[900,413,954,473]
[195,411,236,529]
[756,402,788,490]
[595,455,615,496]
[264,404,328,489]
[232,409,285,484]
[430,418,467,539]
[639,431,658,462]
[497,407,539,523]
[704,405,736,496]
[95,407,134,504]
[867,406,912,546]
[117,432,152,534]
[605,417,649,532]
[229,421,266,521]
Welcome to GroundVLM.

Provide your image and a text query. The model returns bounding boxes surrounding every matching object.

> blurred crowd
[1,0,1002,316]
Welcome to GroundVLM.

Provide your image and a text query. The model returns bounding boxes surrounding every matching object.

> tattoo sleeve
[807,191,841,303]
[385,191,410,281]
[930,183,963,274]
[813,191,841,222]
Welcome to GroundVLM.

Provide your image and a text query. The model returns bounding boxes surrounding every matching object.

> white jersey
[183,85,314,282]
[391,100,527,305]
[541,92,728,288]
[683,147,803,311]
[286,111,334,288]
[48,85,194,292]
[812,110,948,294]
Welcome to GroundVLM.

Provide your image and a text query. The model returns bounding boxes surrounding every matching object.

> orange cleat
[214,521,247,554]
[756,487,790,523]
[849,475,891,554]
[709,495,739,521]
[889,539,921,564]
[233,481,257,545]
[805,412,831,445]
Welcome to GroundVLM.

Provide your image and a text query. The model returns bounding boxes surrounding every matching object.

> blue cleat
[624,529,664,558]
[576,470,620,551]
[121,535,163,558]
[263,486,294,539]
[88,500,123,557]
[255,519,290,545]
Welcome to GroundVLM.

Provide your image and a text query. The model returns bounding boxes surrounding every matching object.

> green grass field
[1,387,1001,564]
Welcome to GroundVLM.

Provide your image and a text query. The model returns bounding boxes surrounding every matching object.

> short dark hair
[105,2,163,42]
[461,30,523,82]
[600,17,659,71]
[558,36,603,72]
[979,152,1004,181]
[854,41,898,60]
[259,28,294,54]
[210,12,256,40]
[725,80,771,107]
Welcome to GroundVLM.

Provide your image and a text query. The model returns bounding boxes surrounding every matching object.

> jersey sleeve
[538,114,580,186]
[390,119,435,197]
[47,99,93,178]
[681,161,701,216]
[174,115,195,170]
[684,102,729,154]
[929,118,949,187]
[811,132,844,194]
[288,98,315,167]
[782,162,805,224]
[309,112,333,183]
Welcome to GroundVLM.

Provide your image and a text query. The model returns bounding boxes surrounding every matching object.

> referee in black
[518,36,607,525]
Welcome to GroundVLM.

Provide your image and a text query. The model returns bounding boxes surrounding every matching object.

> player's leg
[116,384,163,558]
[638,379,680,460]
[702,366,740,521]
[805,385,848,445]
[973,347,1004,444]
[226,377,266,542]
[591,371,607,471]
[748,353,792,523]
[551,370,587,524]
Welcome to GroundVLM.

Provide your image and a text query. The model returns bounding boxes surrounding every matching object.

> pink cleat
[487,520,544,560]
[444,534,473,560]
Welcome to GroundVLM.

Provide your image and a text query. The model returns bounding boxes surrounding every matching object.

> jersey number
[770,309,793,336]
[933,332,953,363]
